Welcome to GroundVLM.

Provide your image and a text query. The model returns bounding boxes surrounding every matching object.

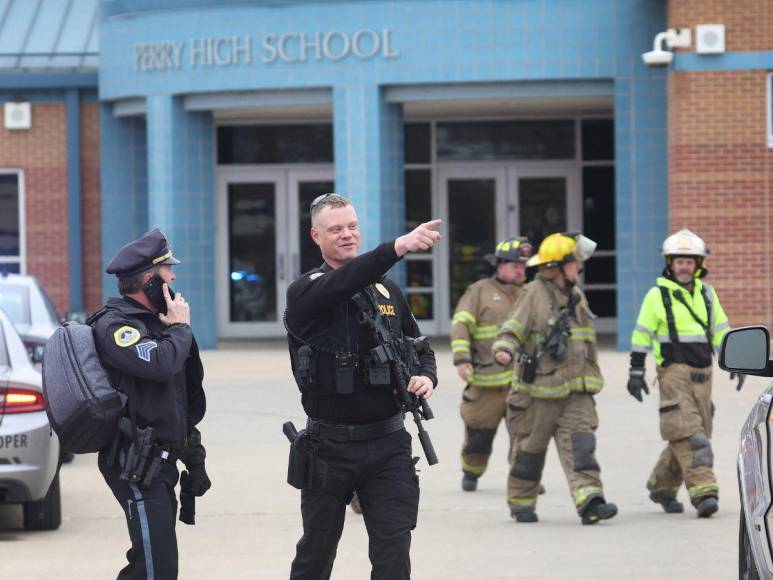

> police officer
[451,237,532,491]
[493,233,617,525]
[285,194,440,580]
[629,229,736,518]
[92,228,211,579]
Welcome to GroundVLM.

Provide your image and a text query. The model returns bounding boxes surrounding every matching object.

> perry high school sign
[134,29,400,71]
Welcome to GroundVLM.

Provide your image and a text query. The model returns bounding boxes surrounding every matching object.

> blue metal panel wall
[146,95,216,348]
[613,1,670,350]
[100,108,148,301]
[66,88,83,311]
[332,84,405,284]
[99,0,670,346]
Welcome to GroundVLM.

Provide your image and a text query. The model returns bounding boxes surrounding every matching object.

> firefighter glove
[627,368,649,402]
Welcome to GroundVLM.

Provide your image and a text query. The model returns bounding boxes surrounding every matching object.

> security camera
[641,28,690,67]
[642,50,674,66]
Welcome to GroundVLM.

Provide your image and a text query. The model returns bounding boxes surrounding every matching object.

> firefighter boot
[696,496,718,518]
[649,493,684,514]
[462,473,478,492]
[581,498,618,525]
[511,509,538,523]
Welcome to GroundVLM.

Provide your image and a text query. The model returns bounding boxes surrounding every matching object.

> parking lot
[1,341,762,579]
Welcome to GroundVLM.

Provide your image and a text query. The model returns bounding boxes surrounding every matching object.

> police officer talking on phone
[91,228,210,579]
[285,194,441,580]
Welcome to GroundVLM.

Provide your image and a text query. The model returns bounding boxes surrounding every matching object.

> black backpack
[42,312,127,454]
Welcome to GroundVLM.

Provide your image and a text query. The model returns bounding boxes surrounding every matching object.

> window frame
[768,73,773,147]
[0,169,25,274]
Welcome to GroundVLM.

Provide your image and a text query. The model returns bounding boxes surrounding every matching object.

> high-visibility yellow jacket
[631,276,730,368]
[492,275,603,399]
[451,276,523,387]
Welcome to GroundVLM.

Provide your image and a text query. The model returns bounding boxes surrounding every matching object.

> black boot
[581,498,618,525]
[539,484,546,495]
[462,473,478,492]
[649,493,684,514]
[511,509,538,523]
[696,497,718,518]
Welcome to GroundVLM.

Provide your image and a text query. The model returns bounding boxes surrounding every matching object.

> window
[217,124,334,164]
[436,120,575,161]
[0,172,23,274]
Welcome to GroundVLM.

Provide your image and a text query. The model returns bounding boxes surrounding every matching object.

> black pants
[98,449,180,580]
[290,428,420,580]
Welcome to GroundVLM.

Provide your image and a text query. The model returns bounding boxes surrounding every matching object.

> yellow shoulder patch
[114,326,141,348]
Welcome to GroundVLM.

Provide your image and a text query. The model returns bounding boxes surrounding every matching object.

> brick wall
[668,3,773,328]
[668,0,773,51]
[81,102,102,314]
[0,103,69,313]
[0,101,102,316]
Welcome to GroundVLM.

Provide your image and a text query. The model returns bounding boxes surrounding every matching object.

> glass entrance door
[437,167,507,334]
[435,164,580,335]
[508,164,580,252]
[288,169,335,279]
[217,167,334,338]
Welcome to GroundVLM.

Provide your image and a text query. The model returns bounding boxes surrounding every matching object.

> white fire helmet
[661,229,708,259]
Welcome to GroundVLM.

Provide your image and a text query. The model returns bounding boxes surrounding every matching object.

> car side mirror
[32,344,45,364]
[64,311,88,324]
[719,326,773,376]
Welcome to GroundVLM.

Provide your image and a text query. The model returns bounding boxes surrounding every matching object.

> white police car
[0,306,61,530]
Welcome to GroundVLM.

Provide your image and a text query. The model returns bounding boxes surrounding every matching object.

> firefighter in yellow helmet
[493,233,617,524]
[451,237,532,492]
[629,229,739,518]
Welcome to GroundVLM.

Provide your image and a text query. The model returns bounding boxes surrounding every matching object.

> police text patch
[378,304,396,317]
[114,326,141,348]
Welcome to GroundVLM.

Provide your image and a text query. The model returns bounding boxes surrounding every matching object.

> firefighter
[493,233,617,525]
[628,228,741,518]
[451,237,532,491]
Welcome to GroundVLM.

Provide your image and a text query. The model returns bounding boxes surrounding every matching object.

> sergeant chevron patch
[135,341,158,362]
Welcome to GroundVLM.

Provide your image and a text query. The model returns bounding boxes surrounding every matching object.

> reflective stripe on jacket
[493,275,603,399]
[450,276,523,388]
[630,276,730,367]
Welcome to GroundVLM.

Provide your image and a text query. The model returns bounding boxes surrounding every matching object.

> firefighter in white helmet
[629,228,741,518]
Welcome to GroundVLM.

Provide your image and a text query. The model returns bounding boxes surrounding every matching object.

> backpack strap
[85,305,111,327]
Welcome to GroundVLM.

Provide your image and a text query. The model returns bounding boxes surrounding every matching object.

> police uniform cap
[106,228,182,277]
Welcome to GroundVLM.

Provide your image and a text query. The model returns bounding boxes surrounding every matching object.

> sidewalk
[2,342,759,579]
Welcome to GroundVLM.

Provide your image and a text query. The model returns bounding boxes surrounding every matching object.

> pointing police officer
[91,228,210,579]
[285,194,441,580]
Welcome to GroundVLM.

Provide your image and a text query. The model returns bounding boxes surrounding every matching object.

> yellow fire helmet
[526,232,597,268]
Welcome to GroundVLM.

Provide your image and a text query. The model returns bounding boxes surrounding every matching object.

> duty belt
[306,414,405,442]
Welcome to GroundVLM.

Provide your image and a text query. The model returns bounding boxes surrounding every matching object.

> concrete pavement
[1,340,763,579]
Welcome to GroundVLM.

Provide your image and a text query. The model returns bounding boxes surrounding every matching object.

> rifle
[543,292,580,361]
[353,290,439,466]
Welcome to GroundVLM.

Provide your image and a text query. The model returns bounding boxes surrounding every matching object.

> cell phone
[142,275,175,314]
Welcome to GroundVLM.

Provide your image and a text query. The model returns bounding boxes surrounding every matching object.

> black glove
[184,462,211,497]
[179,470,196,525]
[627,367,649,402]
[730,372,746,391]
[180,427,210,496]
